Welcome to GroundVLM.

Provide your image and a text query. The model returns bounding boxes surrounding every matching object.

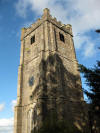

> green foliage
[95,29,100,33]
[79,61,100,116]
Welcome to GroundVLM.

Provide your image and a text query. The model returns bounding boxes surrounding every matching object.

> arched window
[31,35,35,44]
[33,107,37,125]
[27,106,37,133]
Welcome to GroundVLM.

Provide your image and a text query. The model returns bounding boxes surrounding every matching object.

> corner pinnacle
[43,8,50,16]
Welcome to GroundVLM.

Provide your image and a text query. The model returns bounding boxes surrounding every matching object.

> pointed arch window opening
[59,33,65,43]
[31,35,35,44]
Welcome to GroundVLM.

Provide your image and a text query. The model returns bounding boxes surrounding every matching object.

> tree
[79,30,100,132]
[79,61,100,116]
[95,29,100,50]
[79,62,100,133]
[95,29,100,33]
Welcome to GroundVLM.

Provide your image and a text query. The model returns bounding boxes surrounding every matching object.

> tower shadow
[30,53,90,133]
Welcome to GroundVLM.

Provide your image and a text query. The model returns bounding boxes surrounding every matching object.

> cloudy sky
[0,0,100,132]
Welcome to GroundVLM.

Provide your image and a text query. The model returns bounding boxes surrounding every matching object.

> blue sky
[0,0,100,132]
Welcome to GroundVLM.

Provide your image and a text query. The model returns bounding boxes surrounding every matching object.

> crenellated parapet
[21,8,73,40]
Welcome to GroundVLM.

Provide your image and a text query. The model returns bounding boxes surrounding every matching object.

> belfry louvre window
[31,35,35,44]
[59,33,65,43]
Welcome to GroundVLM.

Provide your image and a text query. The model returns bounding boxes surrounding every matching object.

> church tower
[14,8,88,133]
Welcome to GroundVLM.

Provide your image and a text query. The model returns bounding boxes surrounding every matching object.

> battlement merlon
[21,8,73,41]
[43,8,50,18]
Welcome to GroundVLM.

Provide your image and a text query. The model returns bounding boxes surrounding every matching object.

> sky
[0,0,100,132]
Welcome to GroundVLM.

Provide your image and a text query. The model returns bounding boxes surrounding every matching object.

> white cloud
[0,118,13,133]
[0,101,15,133]
[74,34,96,57]
[84,42,96,58]
[68,0,100,32]
[15,0,100,58]
[74,34,88,49]
[0,103,5,112]
[11,100,17,111]
[15,0,29,18]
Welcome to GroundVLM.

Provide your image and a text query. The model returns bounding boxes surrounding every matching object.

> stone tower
[14,8,88,133]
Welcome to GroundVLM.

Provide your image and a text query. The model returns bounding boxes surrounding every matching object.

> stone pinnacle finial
[21,28,26,40]
[43,8,50,16]
[66,24,72,27]
[66,24,73,36]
